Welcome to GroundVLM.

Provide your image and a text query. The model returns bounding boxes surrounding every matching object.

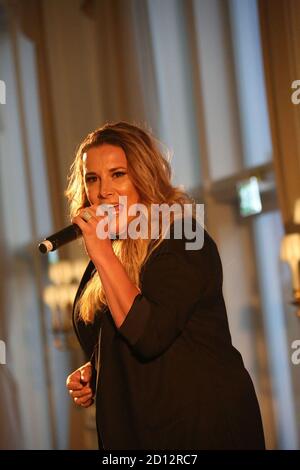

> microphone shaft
[38,224,82,253]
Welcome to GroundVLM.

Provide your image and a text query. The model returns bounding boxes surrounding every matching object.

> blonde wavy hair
[65,121,195,323]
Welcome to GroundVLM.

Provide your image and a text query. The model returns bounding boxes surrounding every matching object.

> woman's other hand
[66,361,94,408]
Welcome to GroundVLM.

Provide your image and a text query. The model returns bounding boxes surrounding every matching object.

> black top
[73,225,265,450]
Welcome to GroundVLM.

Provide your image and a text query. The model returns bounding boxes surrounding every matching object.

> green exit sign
[236,177,262,217]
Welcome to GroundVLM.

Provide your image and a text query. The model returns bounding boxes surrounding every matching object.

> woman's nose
[97,181,113,199]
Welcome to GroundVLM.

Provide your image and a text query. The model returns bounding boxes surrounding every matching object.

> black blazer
[73,227,265,450]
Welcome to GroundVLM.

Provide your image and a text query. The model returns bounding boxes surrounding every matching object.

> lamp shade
[294,199,300,224]
[280,233,300,290]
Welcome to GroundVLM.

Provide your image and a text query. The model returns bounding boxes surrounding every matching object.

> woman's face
[83,144,140,235]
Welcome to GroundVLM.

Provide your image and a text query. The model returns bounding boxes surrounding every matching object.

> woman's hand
[72,205,114,265]
[66,362,94,408]
[73,204,140,330]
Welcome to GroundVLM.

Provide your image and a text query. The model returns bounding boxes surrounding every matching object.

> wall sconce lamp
[294,199,300,224]
[280,199,300,317]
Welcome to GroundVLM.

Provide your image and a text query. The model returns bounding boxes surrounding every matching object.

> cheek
[126,182,140,203]
[118,182,137,200]
[84,186,94,204]
[84,184,89,197]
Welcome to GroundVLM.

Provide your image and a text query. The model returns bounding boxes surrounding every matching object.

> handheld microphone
[38,224,82,254]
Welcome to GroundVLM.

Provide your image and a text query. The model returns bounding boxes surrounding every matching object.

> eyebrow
[84,167,127,176]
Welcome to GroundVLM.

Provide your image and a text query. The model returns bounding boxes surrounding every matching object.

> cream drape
[259,0,300,232]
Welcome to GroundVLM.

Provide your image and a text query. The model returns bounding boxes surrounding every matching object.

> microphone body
[38,224,82,253]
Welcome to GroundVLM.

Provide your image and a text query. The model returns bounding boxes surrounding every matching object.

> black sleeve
[117,229,222,360]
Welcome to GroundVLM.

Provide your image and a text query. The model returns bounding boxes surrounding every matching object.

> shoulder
[144,217,219,266]
[141,217,222,288]
[138,217,223,303]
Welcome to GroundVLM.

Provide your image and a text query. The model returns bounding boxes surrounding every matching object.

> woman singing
[65,121,265,450]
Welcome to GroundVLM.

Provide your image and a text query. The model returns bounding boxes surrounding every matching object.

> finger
[73,214,98,233]
[66,381,83,391]
[74,393,93,406]
[66,369,80,382]
[86,205,97,214]
[87,204,106,216]
[80,207,97,222]
[72,216,88,230]
[66,373,82,389]
[80,398,94,408]
[69,387,92,398]
[80,367,92,384]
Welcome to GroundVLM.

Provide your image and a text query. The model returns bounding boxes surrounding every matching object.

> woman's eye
[85,176,97,183]
[85,172,125,183]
